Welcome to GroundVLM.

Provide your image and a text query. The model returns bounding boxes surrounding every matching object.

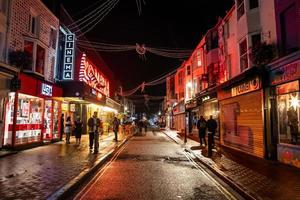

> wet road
[73,132,243,200]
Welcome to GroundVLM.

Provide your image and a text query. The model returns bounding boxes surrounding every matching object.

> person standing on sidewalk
[65,116,72,144]
[206,115,217,147]
[113,117,120,141]
[197,116,207,147]
[74,116,83,146]
[88,112,101,153]
[60,114,64,141]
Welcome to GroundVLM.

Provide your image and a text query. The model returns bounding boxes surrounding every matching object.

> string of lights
[76,0,120,38]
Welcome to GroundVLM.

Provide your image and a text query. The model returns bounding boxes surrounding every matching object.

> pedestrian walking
[65,116,72,144]
[88,112,101,153]
[197,116,207,146]
[60,114,64,141]
[74,116,83,146]
[206,115,218,147]
[113,117,120,141]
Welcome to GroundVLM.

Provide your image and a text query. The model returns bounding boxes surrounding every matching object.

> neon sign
[63,34,75,80]
[79,53,110,97]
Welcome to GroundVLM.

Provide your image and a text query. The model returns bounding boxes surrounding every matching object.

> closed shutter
[220,90,264,158]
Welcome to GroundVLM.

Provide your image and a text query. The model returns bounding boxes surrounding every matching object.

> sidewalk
[0,132,131,200]
[163,129,300,200]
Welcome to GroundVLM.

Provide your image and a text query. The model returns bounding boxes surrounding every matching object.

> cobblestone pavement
[164,130,300,200]
[0,133,127,200]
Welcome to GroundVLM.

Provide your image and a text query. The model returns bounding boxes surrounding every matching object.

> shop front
[196,91,220,138]
[218,76,265,158]
[3,73,63,148]
[173,101,186,134]
[0,63,18,148]
[185,99,198,135]
[268,55,300,168]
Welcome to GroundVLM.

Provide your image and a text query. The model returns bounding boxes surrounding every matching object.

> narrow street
[73,131,243,200]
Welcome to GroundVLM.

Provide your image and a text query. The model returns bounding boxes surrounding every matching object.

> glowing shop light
[290,95,300,110]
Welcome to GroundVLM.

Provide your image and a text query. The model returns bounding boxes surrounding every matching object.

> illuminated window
[239,39,248,71]
[36,45,45,75]
[237,0,245,20]
[24,39,46,75]
[224,21,230,39]
[24,40,34,71]
[277,81,300,146]
[197,49,203,67]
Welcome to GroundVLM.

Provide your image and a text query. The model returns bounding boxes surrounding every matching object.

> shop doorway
[0,97,6,148]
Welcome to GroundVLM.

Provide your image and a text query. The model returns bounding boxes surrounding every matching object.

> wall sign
[231,77,260,97]
[271,59,300,85]
[63,34,75,80]
[79,53,110,97]
[41,83,53,96]
[202,96,211,102]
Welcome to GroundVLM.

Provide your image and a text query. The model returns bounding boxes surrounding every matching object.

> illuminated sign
[79,53,110,97]
[70,104,76,112]
[202,96,210,102]
[231,77,260,97]
[271,60,300,85]
[63,34,75,80]
[41,83,53,96]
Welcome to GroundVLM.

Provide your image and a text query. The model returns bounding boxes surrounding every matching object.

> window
[251,33,261,49]
[29,13,39,36]
[178,71,183,86]
[36,45,45,75]
[237,0,245,20]
[187,66,191,75]
[50,28,57,49]
[0,0,7,14]
[197,49,203,67]
[24,39,46,75]
[249,0,259,10]
[224,21,230,39]
[239,39,248,71]
[277,81,300,146]
[226,54,232,80]
[24,40,34,71]
[280,5,298,54]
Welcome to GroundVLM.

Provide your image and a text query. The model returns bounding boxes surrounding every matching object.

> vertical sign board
[41,83,53,96]
[63,34,75,80]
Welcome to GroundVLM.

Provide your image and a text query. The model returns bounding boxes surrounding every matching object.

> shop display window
[43,100,52,141]
[204,100,220,137]
[4,93,43,145]
[277,81,300,146]
[52,101,60,140]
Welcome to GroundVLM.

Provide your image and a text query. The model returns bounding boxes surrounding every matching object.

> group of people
[60,112,120,154]
[196,115,218,147]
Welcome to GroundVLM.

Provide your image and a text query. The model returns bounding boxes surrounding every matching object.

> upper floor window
[249,0,259,10]
[197,49,203,67]
[239,39,248,71]
[280,4,298,54]
[237,0,245,20]
[24,39,46,75]
[186,66,191,76]
[224,21,230,39]
[178,71,183,86]
[251,33,261,49]
[0,0,7,15]
[29,12,39,36]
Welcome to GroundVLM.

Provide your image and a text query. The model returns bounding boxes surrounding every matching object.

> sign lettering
[63,33,75,80]
[271,60,300,85]
[231,77,260,97]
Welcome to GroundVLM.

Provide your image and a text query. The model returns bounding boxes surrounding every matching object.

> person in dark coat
[113,117,120,141]
[206,115,218,146]
[197,116,207,146]
[88,112,101,153]
[60,114,64,141]
[74,116,83,146]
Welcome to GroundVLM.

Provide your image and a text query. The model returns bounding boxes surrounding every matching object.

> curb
[48,134,134,200]
[0,151,18,158]
[162,131,258,200]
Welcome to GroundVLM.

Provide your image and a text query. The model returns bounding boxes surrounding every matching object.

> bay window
[24,39,46,75]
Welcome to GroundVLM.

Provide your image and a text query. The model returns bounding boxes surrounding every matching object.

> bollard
[207,132,213,157]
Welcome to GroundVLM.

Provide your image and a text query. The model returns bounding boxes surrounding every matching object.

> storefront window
[4,93,43,145]
[43,100,52,141]
[52,101,60,140]
[277,81,300,145]
[204,100,220,137]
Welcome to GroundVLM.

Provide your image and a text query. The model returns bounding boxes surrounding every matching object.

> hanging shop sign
[231,76,260,97]
[79,53,110,97]
[63,34,75,80]
[271,59,300,85]
[41,83,53,97]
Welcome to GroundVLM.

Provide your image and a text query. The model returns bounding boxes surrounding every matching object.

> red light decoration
[79,53,110,97]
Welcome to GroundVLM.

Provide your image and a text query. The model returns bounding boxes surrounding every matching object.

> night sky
[51,0,234,112]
